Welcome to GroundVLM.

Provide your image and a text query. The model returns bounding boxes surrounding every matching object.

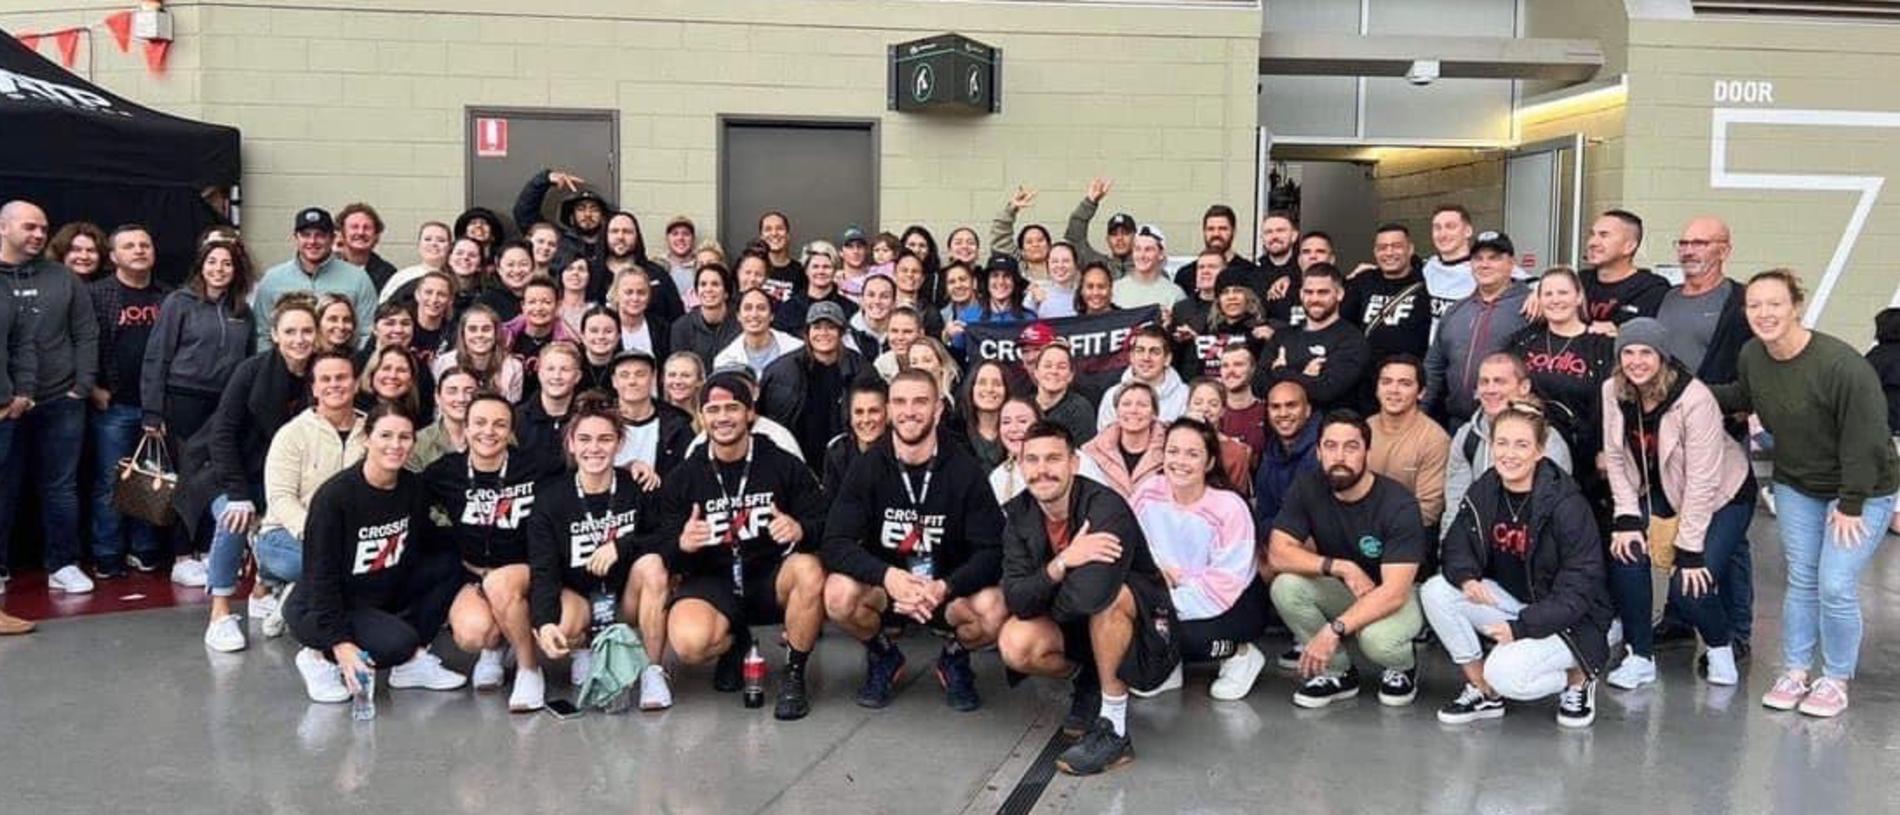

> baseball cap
[1136,224,1167,246]
[1473,231,1515,256]
[664,214,696,233]
[609,348,657,373]
[293,207,335,234]
[806,301,848,329]
[985,255,1020,277]
[1017,321,1058,350]
[840,225,867,245]
[1106,213,1136,233]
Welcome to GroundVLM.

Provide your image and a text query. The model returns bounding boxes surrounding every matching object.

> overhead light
[1515,74,1627,122]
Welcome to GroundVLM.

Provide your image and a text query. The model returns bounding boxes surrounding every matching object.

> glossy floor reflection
[2,512,1898,815]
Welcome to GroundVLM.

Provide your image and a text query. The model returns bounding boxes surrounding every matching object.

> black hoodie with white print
[526,468,654,629]
[656,433,827,582]
[821,439,1005,600]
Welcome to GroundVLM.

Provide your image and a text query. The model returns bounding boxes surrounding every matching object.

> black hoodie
[513,170,609,266]
[422,450,562,569]
[822,439,1005,599]
[1441,459,1613,676]
[655,434,827,582]
[526,469,655,629]
[453,208,507,260]
[294,466,437,649]
[1867,308,1900,435]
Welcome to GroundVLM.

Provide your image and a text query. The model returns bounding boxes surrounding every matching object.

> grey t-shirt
[1656,283,1730,373]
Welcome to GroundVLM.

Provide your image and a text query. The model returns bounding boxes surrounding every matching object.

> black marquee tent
[1,28,239,284]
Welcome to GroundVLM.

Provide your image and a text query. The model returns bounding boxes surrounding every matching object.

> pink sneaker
[1761,672,1809,711]
[1797,678,1849,718]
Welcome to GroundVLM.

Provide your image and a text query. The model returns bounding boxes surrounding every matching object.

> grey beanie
[1614,317,1670,358]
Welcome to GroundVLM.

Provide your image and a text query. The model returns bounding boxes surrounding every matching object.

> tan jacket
[259,408,366,539]
[1600,377,1749,554]
[1369,410,1451,525]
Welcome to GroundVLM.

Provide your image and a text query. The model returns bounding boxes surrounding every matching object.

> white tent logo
[0,67,128,117]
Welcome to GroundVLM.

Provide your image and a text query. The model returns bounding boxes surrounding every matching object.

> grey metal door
[719,118,878,255]
[466,107,618,237]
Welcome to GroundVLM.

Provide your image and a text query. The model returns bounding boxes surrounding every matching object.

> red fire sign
[475,117,508,158]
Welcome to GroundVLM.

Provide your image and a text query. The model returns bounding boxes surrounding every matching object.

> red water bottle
[742,644,766,708]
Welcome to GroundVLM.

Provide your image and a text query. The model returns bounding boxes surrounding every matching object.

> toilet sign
[475,117,508,158]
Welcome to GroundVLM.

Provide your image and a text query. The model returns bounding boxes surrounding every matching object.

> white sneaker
[170,557,208,588]
[1211,643,1267,701]
[639,664,674,711]
[1130,663,1183,698]
[249,591,282,638]
[473,648,507,691]
[1607,650,1658,690]
[1607,619,1625,654]
[509,667,546,712]
[1703,645,1740,687]
[570,648,593,687]
[48,565,95,594]
[262,584,291,638]
[296,647,351,704]
[389,650,468,691]
[204,613,247,652]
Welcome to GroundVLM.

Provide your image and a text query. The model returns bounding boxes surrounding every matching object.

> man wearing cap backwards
[760,301,867,463]
[686,365,808,464]
[822,369,1009,711]
[513,167,611,266]
[251,206,378,349]
[1065,177,1137,278]
[659,370,830,720]
[1112,225,1188,321]
[663,215,700,311]
[1424,231,1532,424]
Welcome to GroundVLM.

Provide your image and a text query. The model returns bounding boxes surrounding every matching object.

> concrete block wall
[11,0,1262,272]
[1371,148,1507,241]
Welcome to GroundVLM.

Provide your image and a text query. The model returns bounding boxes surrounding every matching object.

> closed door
[719,119,878,255]
[466,108,618,237]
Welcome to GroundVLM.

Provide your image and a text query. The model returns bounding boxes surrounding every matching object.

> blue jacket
[1252,416,1320,533]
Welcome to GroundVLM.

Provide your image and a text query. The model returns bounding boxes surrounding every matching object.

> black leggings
[286,548,462,667]
[1180,580,1270,662]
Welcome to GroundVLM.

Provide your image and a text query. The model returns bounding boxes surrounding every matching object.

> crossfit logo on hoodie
[879,508,944,556]
[462,483,536,529]
[352,519,410,575]
[568,510,638,568]
[704,493,777,547]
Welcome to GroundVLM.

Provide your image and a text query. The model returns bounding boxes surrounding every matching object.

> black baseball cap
[1106,213,1136,233]
[985,255,1020,276]
[1472,231,1515,256]
[609,348,657,373]
[294,207,336,234]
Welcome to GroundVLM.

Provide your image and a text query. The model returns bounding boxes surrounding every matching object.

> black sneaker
[90,564,127,581]
[1652,619,1696,650]
[125,554,161,574]
[936,647,981,712]
[1054,717,1133,776]
[1437,683,1506,724]
[1557,680,1596,728]
[1293,668,1361,708]
[713,627,752,693]
[1378,668,1419,707]
[1276,644,1303,671]
[774,661,811,721]
[854,642,906,709]
[1062,676,1102,737]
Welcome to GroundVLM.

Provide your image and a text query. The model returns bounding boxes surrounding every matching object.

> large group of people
[1,169,1896,776]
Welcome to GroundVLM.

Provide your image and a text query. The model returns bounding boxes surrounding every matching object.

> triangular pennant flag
[104,11,133,53]
[17,33,41,52]
[142,38,169,75]
[55,30,80,68]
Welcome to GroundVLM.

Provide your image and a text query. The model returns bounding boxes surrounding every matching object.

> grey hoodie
[0,257,98,401]
[1424,281,1529,423]
[141,287,256,424]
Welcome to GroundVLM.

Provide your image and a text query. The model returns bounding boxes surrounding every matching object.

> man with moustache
[822,371,1008,711]
[1267,411,1427,709]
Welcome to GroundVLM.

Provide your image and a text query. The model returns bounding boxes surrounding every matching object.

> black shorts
[670,560,786,627]
[1053,577,1178,692]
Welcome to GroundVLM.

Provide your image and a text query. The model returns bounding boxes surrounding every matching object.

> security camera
[1406,59,1440,86]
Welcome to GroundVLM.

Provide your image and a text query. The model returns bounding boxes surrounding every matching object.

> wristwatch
[1329,620,1348,638]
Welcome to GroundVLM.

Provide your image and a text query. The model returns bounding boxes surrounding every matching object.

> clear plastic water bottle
[351,667,376,721]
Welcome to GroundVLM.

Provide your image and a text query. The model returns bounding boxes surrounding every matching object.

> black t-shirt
[1485,486,1533,601]
[422,452,560,568]
[794,362,845,464]
[1345,269,1432,363]
[512,329,553,401]
[765,259,806,302]
[1118,443,1145,476]
[1271,471,1424,584]
[104,281,167,407]
[1624,408,1676,518]
[1582,268,1669,325]
[1510,326,1614,457]
[412,321,447,370]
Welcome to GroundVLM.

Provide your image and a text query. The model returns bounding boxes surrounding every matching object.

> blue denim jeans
[1774,483,1896,679]
[0,395,85,572]
[207,489,263,598]
[1610,501,1753,656]
[89,404,162,571]
[253,526,303,586]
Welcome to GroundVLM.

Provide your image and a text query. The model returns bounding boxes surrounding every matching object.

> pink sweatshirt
[1129,477,1257,621]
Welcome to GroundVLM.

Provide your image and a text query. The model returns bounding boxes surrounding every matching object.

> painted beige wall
[1623,17,1900,344]
[1371,148,1505,241]
[6,0,1261,271]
